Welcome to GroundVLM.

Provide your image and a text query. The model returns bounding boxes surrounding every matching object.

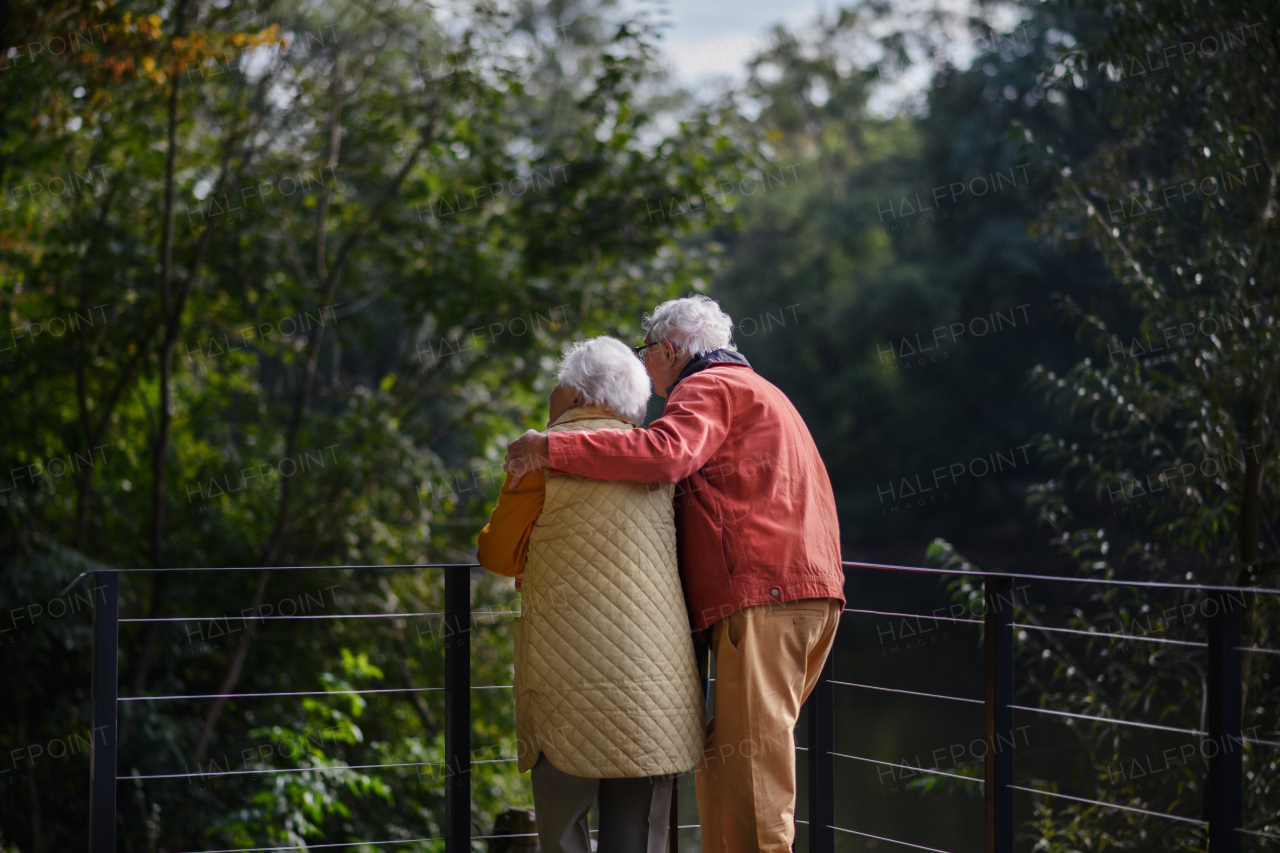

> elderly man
[504,296,845,853]
[478,336,704,853]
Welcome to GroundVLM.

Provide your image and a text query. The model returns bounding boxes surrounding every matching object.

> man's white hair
[643,295,736,359]
[556,337,652,426]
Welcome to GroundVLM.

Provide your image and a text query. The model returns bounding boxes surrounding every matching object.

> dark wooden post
[444,567,471,853]
[984,575,1014,853]
[1206,590,1243,853]
[89,571,119,853]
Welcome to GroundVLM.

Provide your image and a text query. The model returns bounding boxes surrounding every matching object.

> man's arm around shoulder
[546,373,734,484]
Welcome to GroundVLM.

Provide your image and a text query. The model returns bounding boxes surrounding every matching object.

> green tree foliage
[702,0,1279,848]
[933,0,1280,847]
[0,0,760,848]
[5,0,1277,849]
[708,3,1114,552]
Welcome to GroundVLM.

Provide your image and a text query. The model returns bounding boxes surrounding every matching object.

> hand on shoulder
[503,429,550,488]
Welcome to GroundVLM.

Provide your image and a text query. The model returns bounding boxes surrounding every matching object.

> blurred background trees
[1,0,756,847]
[1,0,1276,850]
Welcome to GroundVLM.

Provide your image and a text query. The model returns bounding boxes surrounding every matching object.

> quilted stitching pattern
[516,415,705,777]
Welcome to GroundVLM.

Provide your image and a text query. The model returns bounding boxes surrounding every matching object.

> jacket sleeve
[477,470,545,578]
[547,374,731,483]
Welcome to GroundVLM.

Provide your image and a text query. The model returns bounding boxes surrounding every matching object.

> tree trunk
[396,635,439,739]
[1235,374,1274,589]
[18,697,44,853]
[191,570,270,765]
[150,0,191,575]
[185,58,439,773]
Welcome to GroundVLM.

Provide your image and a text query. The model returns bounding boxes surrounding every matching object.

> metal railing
[62,559,1279,853]
[62,563,483,853]
[813,562,1280,853]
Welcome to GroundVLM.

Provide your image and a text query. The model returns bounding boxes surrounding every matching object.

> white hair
[556,337,652,426]
[643,295,736,359]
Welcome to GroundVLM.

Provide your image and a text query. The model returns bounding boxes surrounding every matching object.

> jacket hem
[689,576,846,632]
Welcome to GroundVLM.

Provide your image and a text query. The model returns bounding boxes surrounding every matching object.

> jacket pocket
[713,494,741,578]
[707,494,732,578]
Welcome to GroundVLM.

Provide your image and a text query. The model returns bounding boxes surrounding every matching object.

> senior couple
[477,296,845,853]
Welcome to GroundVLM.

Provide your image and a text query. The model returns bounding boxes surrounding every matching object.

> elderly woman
[477,336,704,853]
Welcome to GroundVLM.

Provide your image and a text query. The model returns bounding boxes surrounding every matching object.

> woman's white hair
[556,337,652,426]
[643,295,736,359]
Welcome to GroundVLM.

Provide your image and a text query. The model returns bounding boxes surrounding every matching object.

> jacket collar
[549,404,631,428]
[667,348,751,394]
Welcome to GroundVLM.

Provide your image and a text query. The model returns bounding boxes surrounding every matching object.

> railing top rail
[57,558,1280,599]
[57,563,482,597]
[841,560,1280,596]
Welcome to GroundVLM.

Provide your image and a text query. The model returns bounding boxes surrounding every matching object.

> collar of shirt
[549,404,630,428]
[666,348,752,395]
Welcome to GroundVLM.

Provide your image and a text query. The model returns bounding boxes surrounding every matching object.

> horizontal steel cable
[1019,622,1206,648]
[1009,704,1206,736]
[120,610,520,623]
[830,679,983,705]
[58,563,481,596]
[121,685,512,701]
[1008,785,1207,825]
[173,826,728,853]
[840,561,1280,596]
[1238,645,1280,656]
[171,832,554,853]
[830,825,958,853]
[1243,736,1280,749]
[126,760,445,781]
[121,612,445,622]
[832,750,982,783]
[62,560,1280,597]
[843,607,982,625]
[173,838,447,853]
[1236,827,1280,841]
[134,756,520,782]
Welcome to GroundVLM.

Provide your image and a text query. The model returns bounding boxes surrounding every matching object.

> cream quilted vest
[514,406,705,777]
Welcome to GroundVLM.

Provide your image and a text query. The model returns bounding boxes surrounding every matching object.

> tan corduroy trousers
[694,597,842,853]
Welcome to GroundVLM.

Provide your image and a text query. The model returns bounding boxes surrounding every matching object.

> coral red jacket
[547,359,845,632]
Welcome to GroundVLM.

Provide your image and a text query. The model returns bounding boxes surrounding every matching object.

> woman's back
[515,407,704,778]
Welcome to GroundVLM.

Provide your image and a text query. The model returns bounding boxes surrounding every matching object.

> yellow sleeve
[476,470,545,578]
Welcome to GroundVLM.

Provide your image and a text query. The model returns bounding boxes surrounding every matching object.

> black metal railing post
[984,575,1013,853]
[1206,591,1243,853]
[444,566,472,853]
[807,645,835,853]
[89,571,119,853]
[673,630,712,853]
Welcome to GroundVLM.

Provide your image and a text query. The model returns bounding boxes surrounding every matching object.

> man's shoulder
[673,364,808,431]
[672,363,756,393]
[676,363,783,401]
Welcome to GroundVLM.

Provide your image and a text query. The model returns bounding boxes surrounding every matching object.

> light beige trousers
[694,597,842,853]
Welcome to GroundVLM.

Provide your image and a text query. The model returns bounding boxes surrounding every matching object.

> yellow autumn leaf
[142,56,155,72]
